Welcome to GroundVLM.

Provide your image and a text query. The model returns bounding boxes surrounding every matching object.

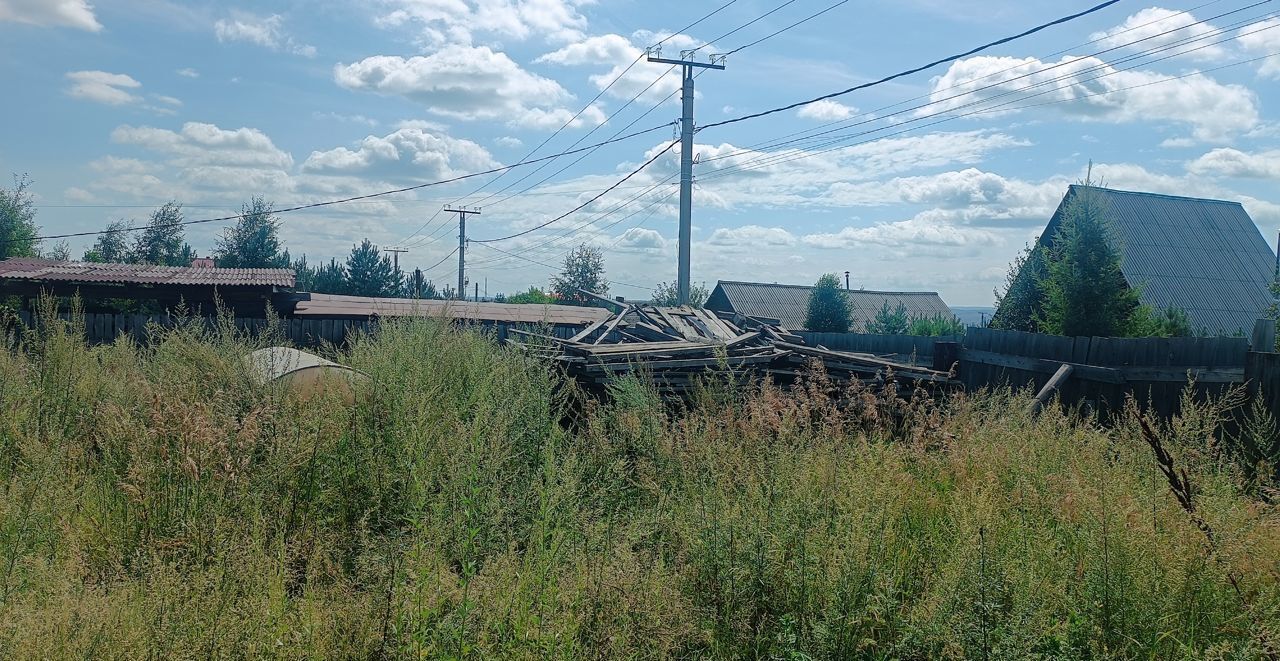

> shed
[0,258,301,314]
[991,185,1277,336]
[705,280,954,331]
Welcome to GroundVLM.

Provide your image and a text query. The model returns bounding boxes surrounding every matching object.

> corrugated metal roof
[1037,186,1275,335]
[293,293,610,325]
[0,258,295,288]
[706,280,954,331]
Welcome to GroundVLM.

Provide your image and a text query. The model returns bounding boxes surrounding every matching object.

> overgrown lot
[1,312,1278,659]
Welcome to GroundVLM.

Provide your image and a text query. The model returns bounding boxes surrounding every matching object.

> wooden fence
[4,310,582,347]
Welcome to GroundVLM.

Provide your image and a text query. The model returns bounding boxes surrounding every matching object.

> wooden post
[1027,363,1074,416]
[1252,318,1275,353]
[933,340,961,374]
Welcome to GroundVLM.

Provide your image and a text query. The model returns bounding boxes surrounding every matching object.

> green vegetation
[866,300,909,334]
[0,174,41,261]
[1,308,1277,658]
[805,273,851,332]
[552,243,609,306]
[213,197,289,268]
[651,280,709,307]
[505,286,557,305]
[906,312,966,337]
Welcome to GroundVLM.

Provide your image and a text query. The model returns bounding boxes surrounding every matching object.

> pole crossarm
[645,47,726,69]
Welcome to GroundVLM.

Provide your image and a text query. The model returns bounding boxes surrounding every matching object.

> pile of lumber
[508,297,955,397]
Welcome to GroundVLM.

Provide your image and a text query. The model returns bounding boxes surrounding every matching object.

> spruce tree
[344,239,399,297]
[805,273,851,332]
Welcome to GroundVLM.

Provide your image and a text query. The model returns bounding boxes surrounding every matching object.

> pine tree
[130,202,189,266]
[313,258,347,294]
[1037,185,1141,337]
[0,174,40,260]
[551,244,609,306]
[84,220,131,263]
[866,300,909,334]
[805,273,851,332]
[214,197,287,268]
[344,239,400,297]
[990,243,1048,332]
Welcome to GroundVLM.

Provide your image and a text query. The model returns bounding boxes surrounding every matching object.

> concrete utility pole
[646,47,724,305]
[444,206,480,301]
[383,246,408,272]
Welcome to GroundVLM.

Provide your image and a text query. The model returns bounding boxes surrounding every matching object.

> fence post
[933,341,960,374]
[1252,318,1275,353]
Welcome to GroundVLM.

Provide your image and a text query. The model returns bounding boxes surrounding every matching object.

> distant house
[705,280,954,331]
[991,185,1277,336]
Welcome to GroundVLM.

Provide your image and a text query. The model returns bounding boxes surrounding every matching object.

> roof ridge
[1069,184,1243,206]
[717,280,940,296]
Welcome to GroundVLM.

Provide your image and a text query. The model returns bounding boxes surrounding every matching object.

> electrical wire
[472,242,657,292]
[689,0,800,53]
[723,0,850,55]
[698,0,1125,132]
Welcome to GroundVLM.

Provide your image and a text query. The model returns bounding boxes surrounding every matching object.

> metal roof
[1038,186,1276,335]
[293,293,611,325]
[0,258,295,288]
[706,280,954,331]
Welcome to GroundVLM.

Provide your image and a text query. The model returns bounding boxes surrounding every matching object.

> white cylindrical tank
[244,346,367,404]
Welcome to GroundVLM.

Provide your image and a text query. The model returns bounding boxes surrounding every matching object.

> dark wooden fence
[5,310,582,347]
[796,331,961,366]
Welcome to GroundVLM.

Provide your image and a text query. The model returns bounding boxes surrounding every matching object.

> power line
[472,140,681,244]
[472,242,657,292]
[697,7,1279,177]
[699,0,1125,132]
[690,0,800,53]
[7,122,673,246]
[699,0,1247,161]
[724,0,850,55]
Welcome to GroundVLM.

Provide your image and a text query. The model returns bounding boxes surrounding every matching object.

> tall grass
[0,309,1277,658]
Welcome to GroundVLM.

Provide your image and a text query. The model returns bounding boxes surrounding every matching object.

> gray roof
[0,258,295,288]
[1038,186,1275,335]
[706,280,954,331]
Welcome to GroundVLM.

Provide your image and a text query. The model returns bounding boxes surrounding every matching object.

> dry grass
[0,307,1278,659]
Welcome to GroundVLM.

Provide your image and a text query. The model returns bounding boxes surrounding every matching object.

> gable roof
[0,258,295,288]
[706,280,954,331]
[1036,186,1275,335]
[292,293,609,325]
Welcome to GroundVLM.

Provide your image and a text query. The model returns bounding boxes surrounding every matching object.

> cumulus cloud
[176,67,199,78]
[707,225,797,249]
[1090,7,1229,62]
[335,46,600,130]
[495,136,523,148]
[112,122,294,169]
[802,217,1000,250]
[614,227,667,251]
[1239,18,1280,79]
[374,0,589,46]
[65,71,142,105]
[537,31,700,104]
[0,0,100,31]
[797,99,856,121]
[1187,148,1280,179]
[214,12,316,57]
[301,126,497,180]
[927,55,1259,141]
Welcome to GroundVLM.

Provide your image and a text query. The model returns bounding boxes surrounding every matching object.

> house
[705,280,955,331]
[0,258,301,314]
[991,185,1277,336]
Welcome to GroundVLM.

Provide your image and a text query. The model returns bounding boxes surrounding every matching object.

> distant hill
[951,306,995,327]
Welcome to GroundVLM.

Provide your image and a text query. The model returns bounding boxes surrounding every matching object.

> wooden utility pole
[383,246,408,272]
[444,206,480,301]
[645,47,724,305]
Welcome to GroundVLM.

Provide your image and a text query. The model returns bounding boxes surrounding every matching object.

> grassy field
[1,310,1278,659]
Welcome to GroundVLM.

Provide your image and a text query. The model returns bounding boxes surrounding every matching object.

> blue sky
[2,0,1279,305]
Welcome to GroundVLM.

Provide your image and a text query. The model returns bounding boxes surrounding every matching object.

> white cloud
[1090,7,1228,62]
[614,227,667,251]
[313,112,379,127]
[1187,148,1280,179]
[1239,18,1280,79]
[706,225,797,248]
[802,216,1000,250]
[495,136,523,148]
[537,31,695,105]
[0,0,100,31]
[797,99,856,121]
[176,68,199,78]
[301,126,497,180]
[335,47,599,130]
[152,94,182,107]
[65,71,141,105]
[928,55,1260,141]
[214,12,316,57]
[374,0,589,46]
[112,122,294,169]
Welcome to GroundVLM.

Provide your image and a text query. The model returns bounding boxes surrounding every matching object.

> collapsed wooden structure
[508,297,956,397]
